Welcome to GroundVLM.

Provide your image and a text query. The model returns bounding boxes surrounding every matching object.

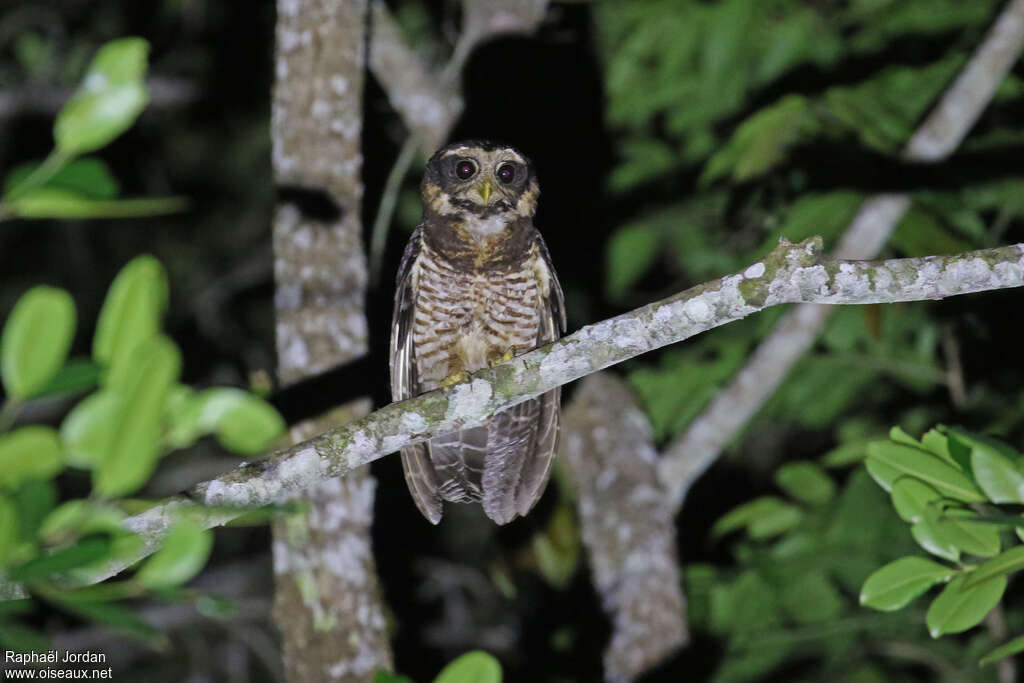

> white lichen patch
[444,379,493,422]
[744,262,765,279]
[399,411,428,434]
[682,298,712,324]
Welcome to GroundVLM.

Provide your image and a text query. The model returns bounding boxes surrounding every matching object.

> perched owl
[389,140,566,525]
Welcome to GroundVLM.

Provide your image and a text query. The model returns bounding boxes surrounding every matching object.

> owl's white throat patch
[464,211,515,241]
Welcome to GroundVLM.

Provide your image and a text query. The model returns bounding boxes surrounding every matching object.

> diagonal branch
[9,237,1018,595]
[658,0,1024,511]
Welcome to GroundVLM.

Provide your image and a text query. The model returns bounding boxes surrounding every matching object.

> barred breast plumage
[389,140,565,525]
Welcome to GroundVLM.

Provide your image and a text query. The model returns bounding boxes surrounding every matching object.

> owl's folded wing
[389,227,443,524]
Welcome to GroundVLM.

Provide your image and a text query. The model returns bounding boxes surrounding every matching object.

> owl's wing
[482,234,566,524]
[390,227,443,524]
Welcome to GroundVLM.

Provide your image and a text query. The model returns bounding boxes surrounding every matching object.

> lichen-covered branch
[659,0,1024,511]
[20,238,1018,595]
[560,374,687,683]
[270,1,391,680]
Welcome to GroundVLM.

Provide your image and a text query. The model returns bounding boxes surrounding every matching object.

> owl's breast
[412,245,542,390]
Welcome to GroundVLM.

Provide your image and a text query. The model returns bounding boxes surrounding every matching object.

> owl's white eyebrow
[442,148,472,157]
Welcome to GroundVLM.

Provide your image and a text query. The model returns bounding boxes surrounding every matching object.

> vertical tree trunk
[269,1,392,680]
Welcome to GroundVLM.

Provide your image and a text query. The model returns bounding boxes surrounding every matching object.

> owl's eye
[455,159,477,180]
[496,162,517,185]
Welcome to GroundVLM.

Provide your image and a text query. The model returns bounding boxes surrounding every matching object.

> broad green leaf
[774,461,835,506]
[40,500,125,542]
[53,38,150,156]
[93,336,181,497]
[926,572,1006,638]
[33,359,100,399]
[713,496,800,538]
[860,556,955,611]
[60,390,119,468]
[433,651,502,683]
[891,208,972,258]
[10,479,56,542]
[164,384,201,449]
[0,426,64,490]
[891,477,941,523]
[966,545,1024,587]
[373,673,414,683]
[3,158,119,200]
[136,519,212,589]
[1,286,76,399]
[530,503,580,589]
[606,224,660,298]
[780,571,842,623]
[92,255,168,386]
[197,388,286,455]
[980,634,1024,667]
[54,598,164,646]
[920,428,955,465]
[933,508,1001,558]
[865,440,984,502]
[0,497,18,568]
[971,445,1024,504]
[8,536,111,582]
[889,426,920,448]
[944,426,1021,460]
[0,623,50,653]
[911,516,960,563]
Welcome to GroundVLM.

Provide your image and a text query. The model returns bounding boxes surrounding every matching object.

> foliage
[375,651,502,683]
[860,426,1024,666]
[0,37,185,222]
[0,257,284,651]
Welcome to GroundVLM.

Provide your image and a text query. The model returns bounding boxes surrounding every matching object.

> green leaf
[10,479,56,542]
[40,500,125,542]
[92,255,168,385]
[53,38,150,156]
[136,519,212,589]
[53,597,164,646]
[0,623,50,653]
[433,651,502,683]
[891,477,941,523]
[8,536,111,582]
[1,286,76,399]
[865,440,984,502]
[860,556,955,611]
[3,158,119,200]
[0,426,64,490]
[774,461,835,506]
[980,634,1024,667]
[911,516,960,563]
[925,572,1006,638]
[60,390,119,468]
[530,503,580,589]
[965,545,1024,588]
[0,496,18,568]
[933,508,1001,558]
[373,673,414,683]
[32,359,101,399]
[197,388,286,455]
[93,335,181,497]
[606,224,660,298]
[968,439,1024,504]
[713,496,802,539]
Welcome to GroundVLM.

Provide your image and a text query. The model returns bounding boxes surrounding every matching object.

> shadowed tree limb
[269,0,391,680]
[561,374,687,683]
[658,0,1024,512]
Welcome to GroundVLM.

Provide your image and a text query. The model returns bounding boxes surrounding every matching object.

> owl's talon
[489,347,516,367]
[439,370,470,391]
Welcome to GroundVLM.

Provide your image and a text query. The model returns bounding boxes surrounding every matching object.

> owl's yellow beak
[475,179,493,204]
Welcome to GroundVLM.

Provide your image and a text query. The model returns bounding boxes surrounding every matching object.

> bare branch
[12,238,1019,596]
[561,374,687,683]
[659,0,1024,511]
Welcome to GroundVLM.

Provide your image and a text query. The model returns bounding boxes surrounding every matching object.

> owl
[389,140,566,525]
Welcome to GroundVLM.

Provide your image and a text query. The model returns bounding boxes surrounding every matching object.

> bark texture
[561,374,687,683]
[270,1,391,680]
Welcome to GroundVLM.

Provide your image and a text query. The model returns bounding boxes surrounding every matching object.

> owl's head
[422,140,539,222]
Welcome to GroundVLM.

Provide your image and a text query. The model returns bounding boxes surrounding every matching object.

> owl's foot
[488,347,516,367]
[439,370,471,391]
